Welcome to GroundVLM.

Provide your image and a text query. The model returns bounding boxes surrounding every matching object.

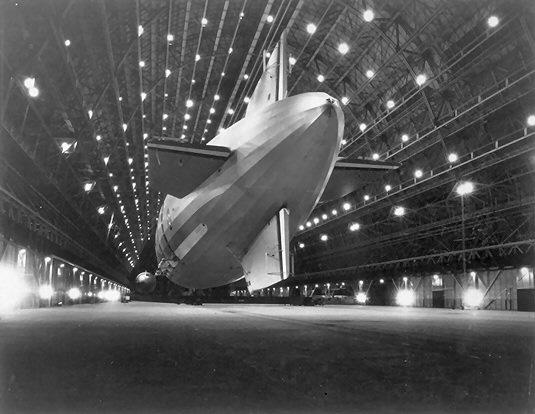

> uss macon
[135,32,398,294]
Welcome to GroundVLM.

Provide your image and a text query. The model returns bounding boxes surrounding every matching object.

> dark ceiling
[0,0,534,287]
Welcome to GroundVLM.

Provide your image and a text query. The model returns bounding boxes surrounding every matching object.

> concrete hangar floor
[0,302,533,414]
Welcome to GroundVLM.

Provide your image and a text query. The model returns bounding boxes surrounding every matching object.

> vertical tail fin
[245,30,288,117]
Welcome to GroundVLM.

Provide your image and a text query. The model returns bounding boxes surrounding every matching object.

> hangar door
[517,289,535,312]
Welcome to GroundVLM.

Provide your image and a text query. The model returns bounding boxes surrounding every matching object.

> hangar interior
[1,1,535,414]
[1,0,533,310]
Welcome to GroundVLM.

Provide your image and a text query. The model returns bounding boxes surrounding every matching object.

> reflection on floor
[0,303,534,414]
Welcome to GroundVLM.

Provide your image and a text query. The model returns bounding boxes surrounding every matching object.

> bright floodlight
[527,115,535,126]
[386,100,395,109]
[139,60,145,68]
[317,74,325,82]
[67,287,81,300]
[306,23,317,34]
[364,195,370,201]
[64,39,71,46]
[487,15,499,28]
[393,206,405,217]
[341,97,349,105]
[141,92,147,101]
[463,288,484,308]
[349,223,360,231]
[306,221,312,227]
[267,15,274,23]
[298,242,305,248]
[313,217,320,224]
[359,123,367,132]
[343,202,351,211]
[138,25,144,37]
[201,17,208,26]
[365,69,374,79]
[289,56,296,66]
[195,54,201,62]
[167,33,174,42]
[244,97,250,103]
[165,69,171,78]
[39,285,53,300]
[363,9,375,22]
[24,77,35,89]
[456,181,474,196]
[186,99,194,108]
[214,94,220,101]
[28,87,39,97]
[356,292,367,304]
[84,182,94,192]
[385,184,392,192]
[331,209,338,215]
[184,114,191,121]
[415,74,427,86]
[401,134,409,142]
[228,108,235,115]
[396,289,415,306]
[98,206,105,215]
[341,139,347,145]
[298,225,304,231]
[322,214,328,220]
[320,234,328,241]
[338,42,349,55]
[209,107,216,114]
[372,153,379,160]
[414,169,423,178]
[448,153,458,163]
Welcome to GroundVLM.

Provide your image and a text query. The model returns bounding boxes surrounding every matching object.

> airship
[136,32,399,293]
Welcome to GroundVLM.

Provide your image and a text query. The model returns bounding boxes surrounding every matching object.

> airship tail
[242,208,291,292]
[245,30,288,117]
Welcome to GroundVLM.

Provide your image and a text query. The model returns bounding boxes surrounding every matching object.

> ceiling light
[415,74,427,86]
[167,33,174,42]
[141,92,147,101]
[289,56,296,66]
[165,69,171,77]
[267,15,274,23]
[186,99,194,108]
[306,23,317,34]
[359,123,367,132]
[527,114,535,126]
[341,97,349,105]
[338,42,349,54]
[363,9,375,22]
[306,221,312,228]
[221,72,225,77]
[349,223,360,231]
[184,113,191,120]
[456,181,474,196]
[365,69,374,78]
[372,153,379,160]
[331,209,337,215]
[163,113,168,120]
[341,139,347,145]
[343,202,351,211]
[393,206,405,217]
[138,25,144,37]
[228,48,233,54]
[364,195,370,201]
[122,123,127,131]
[414,169,423,178]
[98,206,105,215]
[487,15,499,28]
[313,217,319,224]
[182,125,187,130]
[401,134,409,142]
[28,87,39,97]
[298,243,305,248]
[96,135,102,141]
[299,225,304,231]
[103,156,109,165]
[24,77,35,89]
[322,214,328,220]
[214,94,220,101]
[386,100,395,109]
[139,61,145,68]
[317,74,325,82]
[195,54,200,61]
[448,153,458,163]
[228,108,234,115]
[320,234,328,241]
[209,108,215,114]
[244,74,249,80]
[201,17,208,26]
[143,133,148,139]
[128,157,133,165]
[385,184,392,192]
[244,97,250,103]
[64,39,71,46]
